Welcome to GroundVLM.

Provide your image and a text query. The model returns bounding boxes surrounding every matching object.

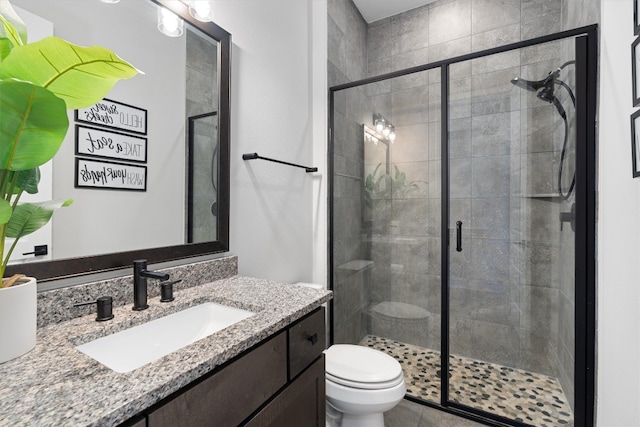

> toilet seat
[324,344,404,390]
[326,371,404,390]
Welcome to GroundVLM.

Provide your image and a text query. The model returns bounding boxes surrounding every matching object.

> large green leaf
[0,80,68,171]
[0,198,10,225]
[0,2,26,62]
[6,167,40,194]
[0,36,139,109]
[0,168,39,195]
[5,198,72,238]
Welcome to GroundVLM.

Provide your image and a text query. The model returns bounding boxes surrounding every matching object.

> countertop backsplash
[36,255,238,328]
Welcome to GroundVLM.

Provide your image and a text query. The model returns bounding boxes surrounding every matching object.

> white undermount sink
[76,302,254,373]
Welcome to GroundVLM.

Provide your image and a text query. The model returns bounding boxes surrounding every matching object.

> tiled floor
[363,335,574,427]
[385,399,489,427]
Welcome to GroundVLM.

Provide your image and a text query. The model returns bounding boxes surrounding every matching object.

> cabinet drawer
[147,332,287,427]
[288,307,325,379]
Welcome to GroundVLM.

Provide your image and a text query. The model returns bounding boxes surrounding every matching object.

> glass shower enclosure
[329,27,596,427]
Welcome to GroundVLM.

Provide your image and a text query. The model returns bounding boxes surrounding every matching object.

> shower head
[510,76,546,92]
[511,69,561,104]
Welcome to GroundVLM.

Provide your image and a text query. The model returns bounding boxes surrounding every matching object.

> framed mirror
[5,0,231,282]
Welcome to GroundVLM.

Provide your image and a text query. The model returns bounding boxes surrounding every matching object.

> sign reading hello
[75,98,147,135]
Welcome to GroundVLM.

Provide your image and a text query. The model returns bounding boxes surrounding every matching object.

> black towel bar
[242,152,318,173]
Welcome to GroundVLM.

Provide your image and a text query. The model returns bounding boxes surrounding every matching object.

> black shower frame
[328,25,597,427]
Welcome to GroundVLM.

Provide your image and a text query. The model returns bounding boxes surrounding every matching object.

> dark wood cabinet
[141,307,326,427]
[147,332,288,427]
[245,356,325,427]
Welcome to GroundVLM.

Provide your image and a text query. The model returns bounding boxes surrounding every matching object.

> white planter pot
[0,277,37,364]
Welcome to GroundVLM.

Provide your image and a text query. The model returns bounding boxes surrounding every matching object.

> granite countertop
[0,276,332,427]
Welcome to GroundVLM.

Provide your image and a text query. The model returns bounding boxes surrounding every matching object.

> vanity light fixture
[372,113,396,143]
[183,0,215,22]
[157,6,184,37]
[364,125,384,146]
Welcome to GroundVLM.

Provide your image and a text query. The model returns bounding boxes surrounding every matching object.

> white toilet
[324,344,406,427]
[292,282,406,426]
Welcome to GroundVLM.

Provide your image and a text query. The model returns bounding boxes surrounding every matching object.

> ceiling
[352,0,437,23]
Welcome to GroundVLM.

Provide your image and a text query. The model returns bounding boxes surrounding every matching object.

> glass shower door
[446,38,577,426]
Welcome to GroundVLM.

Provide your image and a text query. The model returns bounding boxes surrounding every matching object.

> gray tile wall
[329,0,369,344]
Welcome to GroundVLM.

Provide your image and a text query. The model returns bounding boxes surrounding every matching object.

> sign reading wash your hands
[75,158,147,191]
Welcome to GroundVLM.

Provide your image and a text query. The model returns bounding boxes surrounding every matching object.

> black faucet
[132,259,169,311]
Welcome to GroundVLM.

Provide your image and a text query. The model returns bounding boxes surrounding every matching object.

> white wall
[311,0,328,287]
[213,0,323,284]
[597,0,640,424]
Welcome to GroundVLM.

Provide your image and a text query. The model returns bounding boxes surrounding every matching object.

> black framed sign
[75,98,147,135]
[75,125,147,163]
[633,37,640,107]
[635,0,640,35]
[631,109,640,177]
[75,158,147,191]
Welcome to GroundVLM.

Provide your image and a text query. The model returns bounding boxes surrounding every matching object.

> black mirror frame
[6,0,231,282]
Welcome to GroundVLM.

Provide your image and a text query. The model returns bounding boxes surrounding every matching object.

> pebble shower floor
[360,335,574,426]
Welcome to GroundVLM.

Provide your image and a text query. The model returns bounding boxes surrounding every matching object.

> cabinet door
[244,355,325,427]
[147,332,287,427]
[288,308,325,379]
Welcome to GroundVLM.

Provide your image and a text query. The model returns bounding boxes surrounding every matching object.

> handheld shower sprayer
[511,67,566,112]
[511,60,576,200]
[510,68,557,94]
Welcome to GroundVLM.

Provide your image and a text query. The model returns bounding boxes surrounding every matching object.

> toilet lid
[326,371,404,390]
[324,344,403,387]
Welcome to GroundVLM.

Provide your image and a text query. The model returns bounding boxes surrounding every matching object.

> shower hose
[554,61,576,200]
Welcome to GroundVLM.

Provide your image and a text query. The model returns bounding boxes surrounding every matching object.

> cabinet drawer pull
[307,333,318,345]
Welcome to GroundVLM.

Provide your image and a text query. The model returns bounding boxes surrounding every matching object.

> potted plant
[0,1,139,363]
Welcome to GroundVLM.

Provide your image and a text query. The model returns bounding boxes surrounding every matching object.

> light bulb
[158,6,184,37]
[375,121,384,132]
[382,126,390,136]
[389,132,396,142]
[163,11,179,32]
[189,1,213,22]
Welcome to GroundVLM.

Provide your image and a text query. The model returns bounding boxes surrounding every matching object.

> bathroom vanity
[0,262,331,427]
[142,307,326,427]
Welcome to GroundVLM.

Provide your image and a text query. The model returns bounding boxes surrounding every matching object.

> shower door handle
[456,221,463,252]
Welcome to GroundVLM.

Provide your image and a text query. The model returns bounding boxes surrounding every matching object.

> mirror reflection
[188,111,218,244]
[5,0,230,280]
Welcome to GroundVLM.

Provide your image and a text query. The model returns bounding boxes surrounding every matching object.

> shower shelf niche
[337,260,373,272]
[523,193,563,199]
